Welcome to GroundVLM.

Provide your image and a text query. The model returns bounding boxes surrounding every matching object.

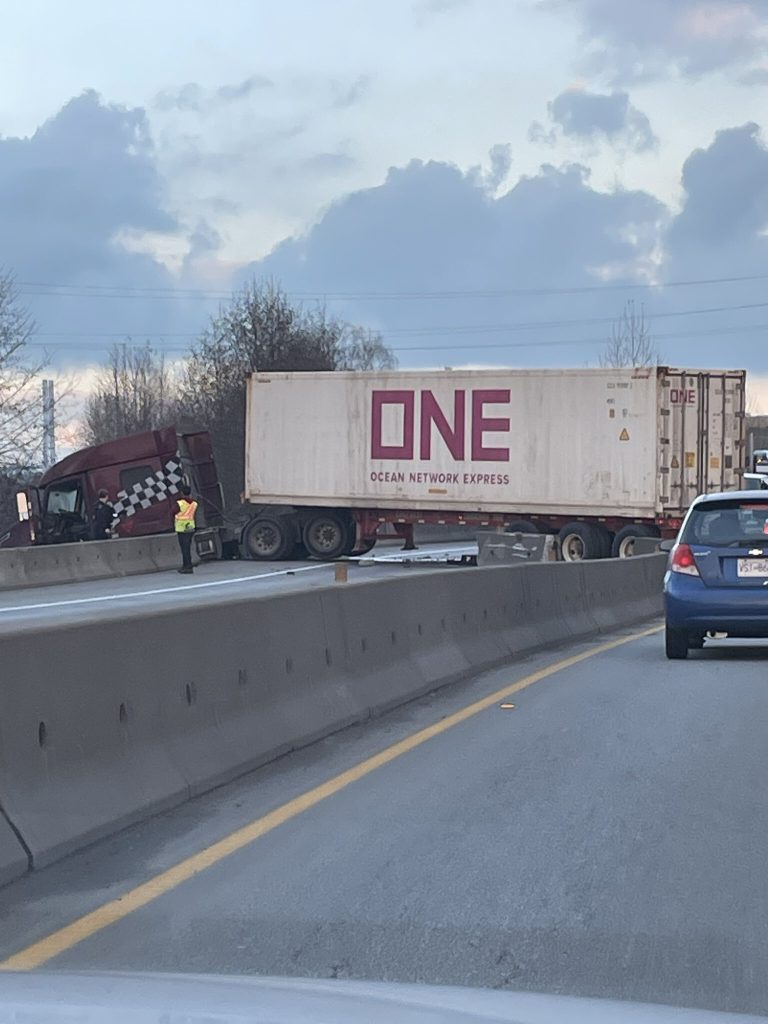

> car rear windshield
[682,499,768,546]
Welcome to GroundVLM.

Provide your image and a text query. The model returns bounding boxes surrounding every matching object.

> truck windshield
[681,498,768,546]
[46,480,82,515]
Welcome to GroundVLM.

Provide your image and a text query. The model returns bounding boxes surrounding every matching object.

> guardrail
[0,535,188,591]
[0,554,666,885]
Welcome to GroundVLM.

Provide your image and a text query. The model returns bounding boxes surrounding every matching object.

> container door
[659,369,745,517]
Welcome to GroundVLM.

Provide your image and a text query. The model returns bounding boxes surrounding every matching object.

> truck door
[111,461,177,536]
[41,477,89,543]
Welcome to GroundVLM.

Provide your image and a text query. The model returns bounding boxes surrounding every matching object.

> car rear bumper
[664,572,768,637]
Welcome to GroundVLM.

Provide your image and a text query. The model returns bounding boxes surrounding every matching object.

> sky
[3,0,768,410]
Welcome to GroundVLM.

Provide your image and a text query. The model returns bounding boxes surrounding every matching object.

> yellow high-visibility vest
[175,499,198,533]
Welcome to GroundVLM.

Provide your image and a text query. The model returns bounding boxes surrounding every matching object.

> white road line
[0,564,329,615]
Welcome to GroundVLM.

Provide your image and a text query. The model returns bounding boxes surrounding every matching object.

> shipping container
[242,367,745,561]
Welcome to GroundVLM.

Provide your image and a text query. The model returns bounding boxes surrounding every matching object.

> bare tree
[84,342,179,446]
[180,280,397,505]
[600,300,659,368]
[337,325,397,371]
[0,272,45,467]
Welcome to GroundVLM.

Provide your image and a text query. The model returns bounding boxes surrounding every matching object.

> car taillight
[671,543,699,577]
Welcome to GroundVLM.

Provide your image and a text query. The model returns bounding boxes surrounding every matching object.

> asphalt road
[1,628,767,1016]
[0,542,476,632]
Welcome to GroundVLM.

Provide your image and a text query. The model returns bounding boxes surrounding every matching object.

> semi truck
[0,366,747,562]
[0,426,228,554]
[239,366,746,561]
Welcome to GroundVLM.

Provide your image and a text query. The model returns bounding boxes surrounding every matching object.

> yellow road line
[0,623,661,971]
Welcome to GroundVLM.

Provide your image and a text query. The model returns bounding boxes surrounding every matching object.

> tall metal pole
[41,379,56,468]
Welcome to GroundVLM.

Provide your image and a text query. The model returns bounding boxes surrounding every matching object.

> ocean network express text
[369,388,512,486]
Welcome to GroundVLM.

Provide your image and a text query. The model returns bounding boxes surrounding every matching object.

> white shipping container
[245,368,745,522]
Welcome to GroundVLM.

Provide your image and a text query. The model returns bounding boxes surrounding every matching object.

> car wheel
[688,634,705,650]
[665,624,689,660]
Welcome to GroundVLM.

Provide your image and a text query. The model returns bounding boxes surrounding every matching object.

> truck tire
[504,519,539,535]
[665,625,689,660]
[342,518,358,557]
[611,524,659,559]
[303,511,351,560]
[559,522,606,562]
[242,516,293,561]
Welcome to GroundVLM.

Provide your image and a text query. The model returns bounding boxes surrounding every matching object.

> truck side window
[46,480,82,515]
[120,465,153,493]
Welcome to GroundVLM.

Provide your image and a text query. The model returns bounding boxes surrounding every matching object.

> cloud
[154,83,204,113]
[547,88,657,152]
[486,143,513,192]
[300,151,358,175]
[240,156,666,368]
[330,75,372,110]
[414,0,474,15]
[740,66,768,84]
[665,122,768,266]
[569,0,768,80]
[234,121,768,371]
[0,91,213,367]
[154,74,273,113]
[215,74,273,102]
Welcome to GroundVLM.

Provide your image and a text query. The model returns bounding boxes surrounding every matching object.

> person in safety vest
[175,483,198,574]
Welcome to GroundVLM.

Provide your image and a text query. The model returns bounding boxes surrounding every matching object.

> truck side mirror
[659,539,674,552]
[15,492,30,522]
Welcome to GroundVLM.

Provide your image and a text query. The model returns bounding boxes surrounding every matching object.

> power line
[25,318,768,356]
[24,299,768,345]
[14,269,768,302]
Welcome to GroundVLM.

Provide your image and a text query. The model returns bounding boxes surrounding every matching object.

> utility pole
[41,379,56,469]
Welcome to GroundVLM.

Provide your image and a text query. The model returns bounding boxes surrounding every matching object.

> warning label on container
[619,428,630,441]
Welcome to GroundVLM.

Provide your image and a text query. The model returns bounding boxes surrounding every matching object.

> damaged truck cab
[1,426,225,551]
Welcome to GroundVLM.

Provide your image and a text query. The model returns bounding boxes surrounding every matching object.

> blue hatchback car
[664,490,768,659]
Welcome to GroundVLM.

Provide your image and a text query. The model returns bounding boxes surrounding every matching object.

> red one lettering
[471,389,510,462]
[371,391,414,459]
[420,390,465,460]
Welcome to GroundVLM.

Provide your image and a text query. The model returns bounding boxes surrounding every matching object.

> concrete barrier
[0,554,666,878]
[0,535,190,591]
[476,531,556,566]
[633,536,664,556]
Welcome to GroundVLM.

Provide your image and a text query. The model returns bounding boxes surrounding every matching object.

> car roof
[690,490,768,507]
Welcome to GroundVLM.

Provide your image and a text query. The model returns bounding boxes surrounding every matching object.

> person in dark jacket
[91,489,116,540]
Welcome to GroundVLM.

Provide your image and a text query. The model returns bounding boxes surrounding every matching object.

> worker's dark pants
[177,531,193,570]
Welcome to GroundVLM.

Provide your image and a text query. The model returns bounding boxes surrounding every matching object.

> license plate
[737,558,768,577]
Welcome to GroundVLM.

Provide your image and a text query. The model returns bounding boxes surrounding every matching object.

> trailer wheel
[611,524,659,559]
[504,519,539,535]
[342,517,358,557]
[559,522,606,562]
[303,512,351,560]
[242,516,293,561]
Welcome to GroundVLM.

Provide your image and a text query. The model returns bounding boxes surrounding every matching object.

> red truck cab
[1,426,224,549]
